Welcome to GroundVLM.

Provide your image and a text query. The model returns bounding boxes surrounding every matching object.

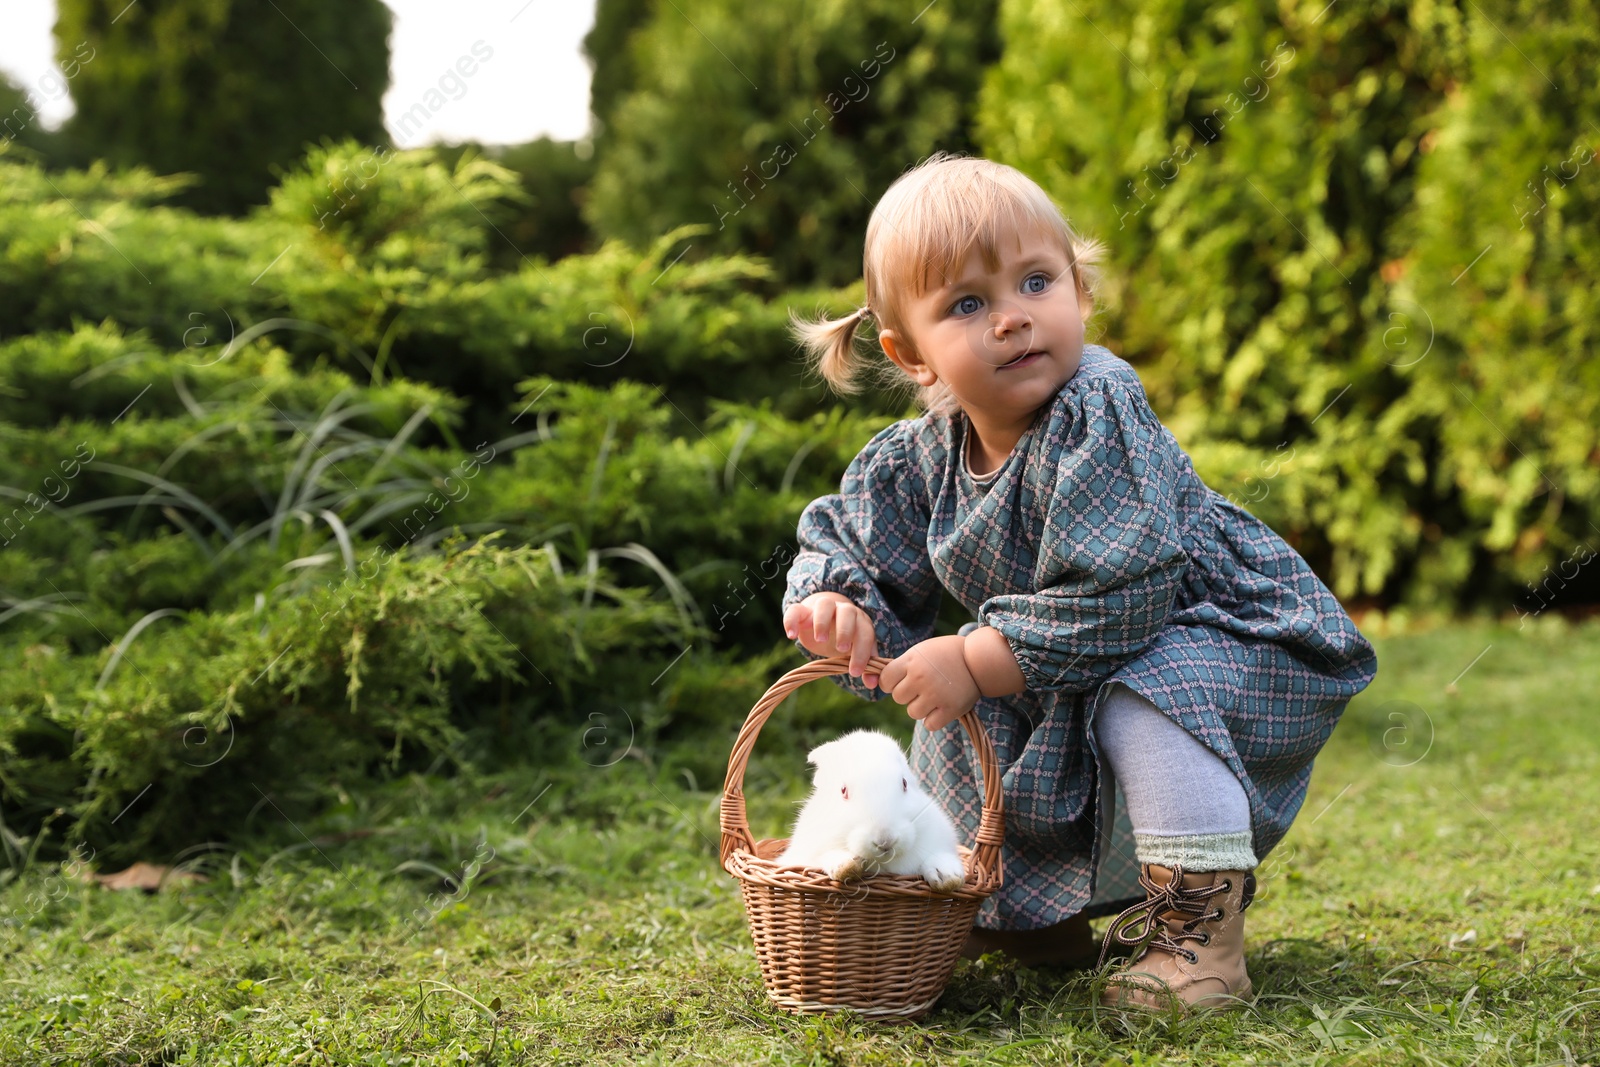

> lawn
[2,612,1597,1065]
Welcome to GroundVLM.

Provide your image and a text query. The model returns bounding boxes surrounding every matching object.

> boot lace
[1096,864,1248,970]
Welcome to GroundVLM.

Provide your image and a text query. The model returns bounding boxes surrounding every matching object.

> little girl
[780,152,1378,1014]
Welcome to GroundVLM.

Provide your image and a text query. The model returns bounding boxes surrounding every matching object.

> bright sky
[0,0,597,146]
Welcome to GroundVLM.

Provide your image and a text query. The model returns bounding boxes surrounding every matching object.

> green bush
[978,0,1598,609]
[0,315,911,864]
[0,534,692,867]
[1383,0,1600,602]
[0,146,892,449]
[0,326,903,660]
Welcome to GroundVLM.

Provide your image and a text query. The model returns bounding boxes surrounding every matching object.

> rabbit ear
[806,737,848,768]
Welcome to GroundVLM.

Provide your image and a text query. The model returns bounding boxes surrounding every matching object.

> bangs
[865,157,1080,312]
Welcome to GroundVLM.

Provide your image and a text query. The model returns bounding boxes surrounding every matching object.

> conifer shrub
[978,0,1598,608]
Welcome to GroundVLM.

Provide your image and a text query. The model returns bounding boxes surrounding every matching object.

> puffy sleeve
[783,421,944,701]
[977,376,1191,694]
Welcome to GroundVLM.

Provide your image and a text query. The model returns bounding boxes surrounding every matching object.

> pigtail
[1067,232,1108,328]
[789,304,877,397]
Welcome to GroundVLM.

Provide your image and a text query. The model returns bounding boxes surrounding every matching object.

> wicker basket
[719,653,1005,1020]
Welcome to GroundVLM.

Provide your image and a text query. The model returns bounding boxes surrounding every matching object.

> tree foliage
[583,0,1001,287]
[432,137,599,267]
[52,0,393,215]
[979,0,1599,607]
[0,73,61,160]
[583,0,657,140]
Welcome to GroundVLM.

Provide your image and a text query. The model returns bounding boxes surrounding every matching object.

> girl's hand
[784,592,881,687]
[877,635,981,732]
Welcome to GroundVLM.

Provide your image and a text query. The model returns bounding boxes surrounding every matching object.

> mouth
[861,841,899,866]
[999,348,1045,370]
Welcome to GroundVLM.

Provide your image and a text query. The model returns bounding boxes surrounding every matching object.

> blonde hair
[790,151,1105,418]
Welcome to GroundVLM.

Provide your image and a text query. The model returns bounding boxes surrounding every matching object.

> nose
[989,302,1031,337]
[870,832,896,854]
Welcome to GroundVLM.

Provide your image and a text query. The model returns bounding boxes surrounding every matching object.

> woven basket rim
[719,653,1005,899]
[726,838,997,900]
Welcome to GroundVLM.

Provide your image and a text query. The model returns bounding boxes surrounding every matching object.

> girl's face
[878,225,1086,429]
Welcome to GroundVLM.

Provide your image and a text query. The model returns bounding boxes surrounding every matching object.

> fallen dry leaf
[83,862,208,892]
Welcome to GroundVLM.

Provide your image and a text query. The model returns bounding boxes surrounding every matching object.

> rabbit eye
[902,777,908,792]
[840,785,849,800]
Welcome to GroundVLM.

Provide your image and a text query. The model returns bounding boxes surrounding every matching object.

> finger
[794,614,819,649]
[853,622,878,678]
[834,610,858,658]
[841,615,870,675]
[782,604,808,639]
[924,705,959,732]
[877,658,904,695]
[811,599,836,643]
[832,607,857,659]
[899,689,930,719]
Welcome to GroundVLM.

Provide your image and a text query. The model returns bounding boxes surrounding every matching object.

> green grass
[3,613,1597,1065]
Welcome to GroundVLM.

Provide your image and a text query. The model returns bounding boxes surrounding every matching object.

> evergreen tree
[1389,0,1600,601]
[979,0,1599,606]
[53,0,392,215]
[583,0,1000,287]
[583,0,656,141]
[432,137,598,266]
[1,71,66,160]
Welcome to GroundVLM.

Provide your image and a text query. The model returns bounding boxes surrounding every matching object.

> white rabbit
[776,728,968,892]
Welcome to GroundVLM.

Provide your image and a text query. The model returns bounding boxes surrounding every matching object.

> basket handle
[719,653,1004,887]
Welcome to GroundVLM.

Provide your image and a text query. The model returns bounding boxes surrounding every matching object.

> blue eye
[950,295,982,316]
[1024,272,1049,294]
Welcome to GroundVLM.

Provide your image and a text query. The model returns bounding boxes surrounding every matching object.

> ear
[879,327,938,388]
[806,737,847,768]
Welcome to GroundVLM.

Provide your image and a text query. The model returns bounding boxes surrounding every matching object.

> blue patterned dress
[782,344,1379,930]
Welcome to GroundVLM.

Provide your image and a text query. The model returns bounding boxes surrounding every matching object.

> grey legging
[1093,680,1259,872]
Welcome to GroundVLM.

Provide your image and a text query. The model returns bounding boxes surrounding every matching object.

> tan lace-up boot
[1096,862,1257,1013]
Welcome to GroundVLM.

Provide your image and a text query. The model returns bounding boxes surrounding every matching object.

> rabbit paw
[818,850,868,882]
[920,855,966,893]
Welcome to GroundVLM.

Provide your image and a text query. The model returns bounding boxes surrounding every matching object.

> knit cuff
[1132,830,1258,872]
